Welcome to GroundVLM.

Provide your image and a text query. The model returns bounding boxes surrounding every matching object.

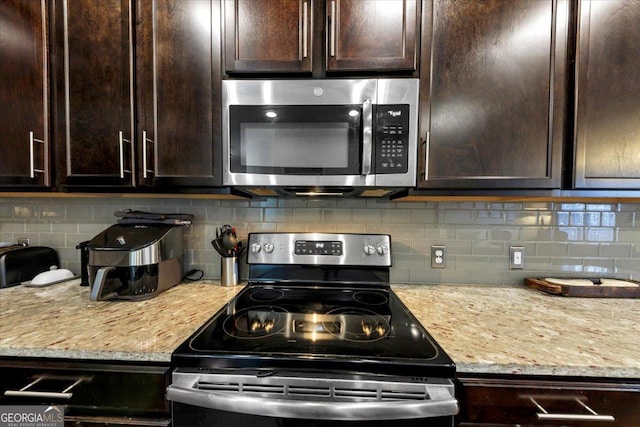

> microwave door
[225,104,370,187]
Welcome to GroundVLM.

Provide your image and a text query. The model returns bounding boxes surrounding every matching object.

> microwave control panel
[374,104,410,174]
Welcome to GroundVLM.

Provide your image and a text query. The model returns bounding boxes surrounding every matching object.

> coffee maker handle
[90,266,117,301]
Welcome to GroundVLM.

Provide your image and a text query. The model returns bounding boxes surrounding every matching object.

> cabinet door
[418,0,567,189]
[458,376,640,427]
[0,0,50,188]
[573,0,640,189]
[326,0,417,72]
[137,0,221,187]
[54,0,135,188]
[224,0,312,73]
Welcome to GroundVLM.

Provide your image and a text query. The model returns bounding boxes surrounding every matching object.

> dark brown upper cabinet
[573,0,640,189]
[223,0,418,75]
[136,0,221,188]
[54,0,135,188]
[326,0,417,72]
[418,0,568,189]
[0,0,50,189]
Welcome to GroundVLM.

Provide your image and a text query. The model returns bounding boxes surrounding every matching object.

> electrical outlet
[431,245,446,268]
[510,246,524,269]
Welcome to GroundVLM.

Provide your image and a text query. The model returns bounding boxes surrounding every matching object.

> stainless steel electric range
[168,233,458,426]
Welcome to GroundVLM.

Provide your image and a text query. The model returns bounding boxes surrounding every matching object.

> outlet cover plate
[431,245,446,268]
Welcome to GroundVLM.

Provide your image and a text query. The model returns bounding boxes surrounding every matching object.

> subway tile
[475,210,506,225]
[408,268,441,284]
[455,255,489,271]
[381,208,413,224]
[567,243,599,257]
[489,228,520,241]
[535,242,567,256]
[293,208,322,223]
[440,209,474,224]
[583,258,614,274]
[393,253,426,269]
[390,267,411,283]
[425,227,457,240]
[410,208,437,224]
[585,227,615,242]
[456,227,488,240]
[471,241,504,256]
[264,208,293,223]
[505,211,537,226]
[321,209,352,223]
[599,243,631,258]
[352,209,382,224]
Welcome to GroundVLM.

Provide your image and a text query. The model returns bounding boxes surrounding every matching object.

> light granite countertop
[0,280,638,379]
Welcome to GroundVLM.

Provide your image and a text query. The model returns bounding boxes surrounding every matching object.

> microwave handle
[361,99,373,175]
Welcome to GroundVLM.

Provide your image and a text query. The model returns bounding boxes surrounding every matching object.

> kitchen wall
[2,196,640,285]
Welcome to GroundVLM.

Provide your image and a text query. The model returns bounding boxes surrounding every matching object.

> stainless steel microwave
[222,79,418,197]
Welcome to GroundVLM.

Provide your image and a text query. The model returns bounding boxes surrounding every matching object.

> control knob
[250,243,262,254]
[377,246,389,255]
[263,243,274,253]
[364,245,376,255]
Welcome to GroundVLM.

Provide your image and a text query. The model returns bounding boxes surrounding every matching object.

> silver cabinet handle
[142,130,154,179]
[4,376,85,400]
[361,99,373,175]
[302,1,309,58]
[530,397,615,422]
[118,131,132,179]
[29,131,46,178]
[424,130,430,179]
[330,0,336,57]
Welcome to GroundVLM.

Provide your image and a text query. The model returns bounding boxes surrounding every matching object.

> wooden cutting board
[525,277,640,298]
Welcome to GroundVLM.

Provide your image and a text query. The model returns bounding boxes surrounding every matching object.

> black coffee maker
[86,224,184,301]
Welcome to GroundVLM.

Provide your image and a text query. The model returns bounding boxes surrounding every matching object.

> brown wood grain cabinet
[54,0,222,190]
[136,0,222,188]
[0,358,170,427]
[457,375,640,427]
[223,0,418,75]
[53,0,135,188]
[418,0,568,189]
[573,0,640,189]
[0,0,50,189]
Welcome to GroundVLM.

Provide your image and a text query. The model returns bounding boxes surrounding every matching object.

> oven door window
[229,105,362,175]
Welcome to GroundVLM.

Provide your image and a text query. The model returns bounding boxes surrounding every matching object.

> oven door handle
[166,383,458,420]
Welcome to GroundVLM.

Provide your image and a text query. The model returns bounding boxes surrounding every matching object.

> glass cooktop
[172,284,456,377]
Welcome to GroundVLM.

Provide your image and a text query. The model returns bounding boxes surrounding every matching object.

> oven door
[168,370,457,427]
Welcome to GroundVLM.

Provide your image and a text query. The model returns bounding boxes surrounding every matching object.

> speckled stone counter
[393,284,640,379]
[0,279,242,362]
[1,281,638,378]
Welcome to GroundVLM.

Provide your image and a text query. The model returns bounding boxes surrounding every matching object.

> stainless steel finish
[294,191,344,197]
[29,132,46,178]
[89,266,116,301]
[361,99,373,175]
[220,256,239,287]
[302,1,308,58]
[4,376,86,400]
[247,233,391,267]
[118,131,133,179]
[142,130,154,178]
[330,1,336,57]
[222,78,419,188]
[425,130,430,179]
[88,226,184,267]
[529,396,615,422]
[168,370,458,421]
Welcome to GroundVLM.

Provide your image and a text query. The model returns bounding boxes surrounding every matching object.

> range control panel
[375,104,410,174]
[247,233,391,267]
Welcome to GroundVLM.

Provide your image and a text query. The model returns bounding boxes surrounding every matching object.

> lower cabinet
[457,374,640,427]
[0,358,170,427]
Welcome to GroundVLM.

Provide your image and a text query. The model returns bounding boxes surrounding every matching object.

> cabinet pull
[29,131,46,178]
[424,131,430,178]
[529,397,615,423]
[142,130,155,179]
[119,131,132,179]
[330,0,336,57]
[302,1,309,58]
[4,376,86,400]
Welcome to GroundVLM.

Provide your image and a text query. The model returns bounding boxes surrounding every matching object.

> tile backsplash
[2,196,640,285]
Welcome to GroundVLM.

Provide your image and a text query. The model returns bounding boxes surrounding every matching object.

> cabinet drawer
[458,376,640,426]
[0,359,170,421]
